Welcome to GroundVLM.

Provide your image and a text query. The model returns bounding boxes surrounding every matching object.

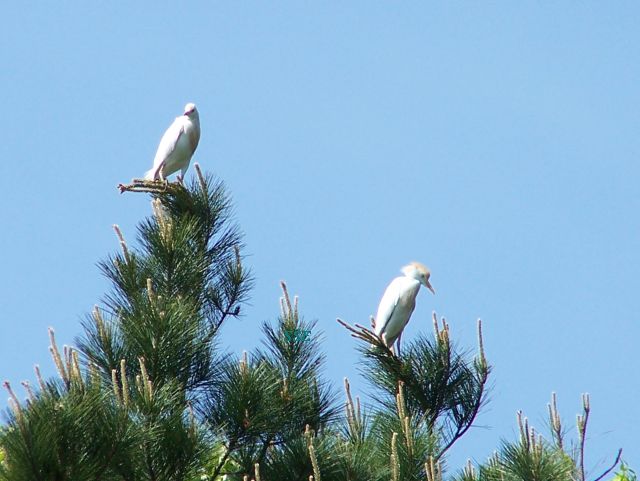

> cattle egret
[374,262,435,355]
[145,103,201,181]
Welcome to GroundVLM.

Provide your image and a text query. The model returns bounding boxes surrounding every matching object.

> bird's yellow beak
[426,281,435,295]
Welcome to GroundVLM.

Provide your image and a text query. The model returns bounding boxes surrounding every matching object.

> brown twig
[336,318,375,342]
[578,393,590,481]
[117,179,185,195]
[336,318,395,357]
[591,449,623,481]
[211,440,236,481]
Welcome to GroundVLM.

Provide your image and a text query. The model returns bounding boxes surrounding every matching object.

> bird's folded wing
[375,278,402,334]
[151,118,185,171]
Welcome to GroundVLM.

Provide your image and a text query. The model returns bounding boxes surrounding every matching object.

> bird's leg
[177,167,190,186]
[158,172,169,190]
[396,332,402,357]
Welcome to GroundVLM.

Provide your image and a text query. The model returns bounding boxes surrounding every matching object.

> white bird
[374,262,435,355]
[145,103,201,181]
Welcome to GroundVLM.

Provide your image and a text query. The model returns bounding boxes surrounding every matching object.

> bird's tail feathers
[144,167,157,181]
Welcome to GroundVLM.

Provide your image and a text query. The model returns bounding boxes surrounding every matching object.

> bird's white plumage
[145,103,200,181]
[374,276,421,345]
[373,262,435,352]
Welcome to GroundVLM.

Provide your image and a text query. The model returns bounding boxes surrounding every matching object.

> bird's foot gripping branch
[117,178,175,194]
[117,162,208,194]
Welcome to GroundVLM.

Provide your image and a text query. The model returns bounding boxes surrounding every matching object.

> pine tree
[0,167,624,481]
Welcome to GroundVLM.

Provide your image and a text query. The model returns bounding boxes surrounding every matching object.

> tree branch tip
[336,318,349,327]
[592,448,623,481]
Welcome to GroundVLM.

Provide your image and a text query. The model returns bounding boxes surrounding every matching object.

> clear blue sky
[1,2,638,473]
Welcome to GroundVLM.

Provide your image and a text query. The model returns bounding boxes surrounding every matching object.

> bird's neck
[401,274,421,287]
[403,272,421,282]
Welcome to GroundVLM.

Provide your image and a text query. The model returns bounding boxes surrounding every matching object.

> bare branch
[117,179,186,195]
[591,449,623,481]
[578,393,591,481]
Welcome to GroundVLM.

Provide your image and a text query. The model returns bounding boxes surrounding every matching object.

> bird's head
[183,103,198,119]
[401,262,435,294]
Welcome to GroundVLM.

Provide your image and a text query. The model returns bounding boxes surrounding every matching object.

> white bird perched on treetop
[145,103,200,182]
[374,262,435,355]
